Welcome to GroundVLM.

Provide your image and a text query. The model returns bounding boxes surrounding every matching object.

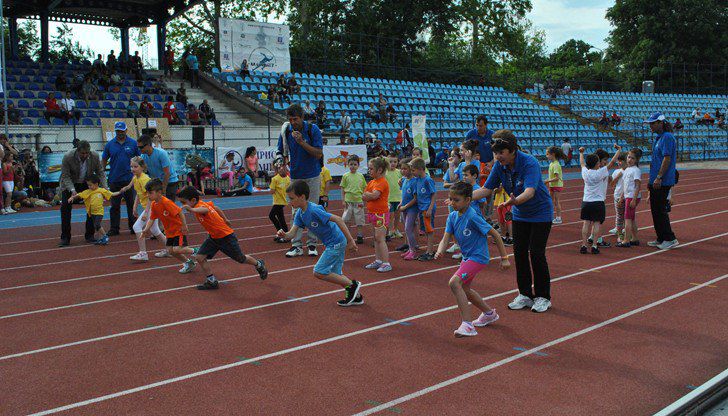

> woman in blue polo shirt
[644,112,679,250]
[473,130,554,313]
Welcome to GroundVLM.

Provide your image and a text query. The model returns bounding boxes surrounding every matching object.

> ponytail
[548,146,566,161]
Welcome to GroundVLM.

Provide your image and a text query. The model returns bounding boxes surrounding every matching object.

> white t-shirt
[612,169,624,199]
[581,166,609,202]
[561,142,572,155]
[60,98,75,111]
[622,166,642,199]
[218,159,233,177]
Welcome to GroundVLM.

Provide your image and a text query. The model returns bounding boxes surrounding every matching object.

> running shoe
[454,322,477,337]
[473,310,499,327]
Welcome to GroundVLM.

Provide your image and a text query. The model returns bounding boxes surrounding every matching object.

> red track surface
[0,169,726,415]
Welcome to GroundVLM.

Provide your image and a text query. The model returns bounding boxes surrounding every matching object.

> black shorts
[580,201,606,223]
[166,235,189,247]
[319,196,329,210]
[197,233,245,262]
[90,214,103,231]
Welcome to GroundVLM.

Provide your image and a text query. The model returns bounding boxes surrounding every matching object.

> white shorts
[342,201,366,226]
[132,208,163,236]
[2,181,14,193]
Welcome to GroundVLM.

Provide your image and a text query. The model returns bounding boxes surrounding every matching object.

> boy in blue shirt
[435,181,510,337]
[410,157,437,261]
[277,180,362,306]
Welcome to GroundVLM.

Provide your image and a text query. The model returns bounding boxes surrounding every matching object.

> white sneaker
[508,294,534,310]
[179,259,196,274]
[307,246,318,257]
[473,310,499,327]
[446,243,460,254]
[285,247,304,257]
[452,253,463,260]
[154,249,172,258]
[0,208,6,214]
[658,239,679,250]
[5,207,16,214]
[609,227,618,235]
[130,252,149,261]
[365,260,383,269]
[552,217,562,224]
[531,297,551,313]
[376,263,392,273]
[454,322,477,337]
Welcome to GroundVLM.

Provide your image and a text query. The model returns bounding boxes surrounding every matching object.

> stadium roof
[3,0,202,27]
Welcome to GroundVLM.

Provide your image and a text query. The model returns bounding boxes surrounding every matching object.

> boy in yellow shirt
[68,173,121,245]
[269,162,291,243]
[319,164,332,210]
[340,155,366,244]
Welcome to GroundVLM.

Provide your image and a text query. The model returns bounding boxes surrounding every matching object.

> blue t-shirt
[466,128,494,163]
[415,175,437,211]
[400,177,419,213]
[456,160,481,180]
[470,183,485,213]
[186,55,199,70]
[102,136,140,183]
[141,148,178,184]
[650,132,677,186]
[293,201,345,247]
[484,150,553,223]
[445,207,492,264]
[240,174,253,193]
[277,122,323,180]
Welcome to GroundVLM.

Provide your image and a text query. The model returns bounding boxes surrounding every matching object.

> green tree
[3,20,39,59]
[47,24,94,63]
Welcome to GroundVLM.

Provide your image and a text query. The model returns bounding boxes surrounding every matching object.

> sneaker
[446,243,460,254]
[356,236,364,244]
[647,240,662,247]
[629,240,640,246]
[580,245,588,254]
[502,237,514,246]
[395,244,409,252]
[349,294,364,305]
[155,249,172,258]
[255,259,268,280]
[658,239,679,250]
[608,227,618,235]
[4,207,16,214]
[454,322,477,337]
[508,294,534,310]
[452,253,463,260]
[587,237,594,245]
[196,278,219,290]
[0,208,6,214]
[473,310,499,327]
[365,260,383,269]
[285,247,304,258]
[179,259,196,274]
[552,217,562,224]
[531,297,551,313]
[95,235,109,245]
[591,246,600,254]
[402,250,416,261]
[307,245,318,257]
[417,252,434,261]
[58,239,70,247]
[597,240,611,248]
[337,280,362,306]
[130,252,149,261]
[616,241,631,248]
[376,263,392,273]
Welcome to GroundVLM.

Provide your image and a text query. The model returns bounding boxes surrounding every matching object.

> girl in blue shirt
[435,182,510,338]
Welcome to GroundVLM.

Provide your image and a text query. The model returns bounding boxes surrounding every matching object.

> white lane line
[4,228,726,365]
[353,273,728,416]
[24,245,728,416]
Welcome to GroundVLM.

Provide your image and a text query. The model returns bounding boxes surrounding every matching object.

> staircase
[163,75,256,126]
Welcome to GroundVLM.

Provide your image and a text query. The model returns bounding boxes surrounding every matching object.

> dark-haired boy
[579,145,622,254]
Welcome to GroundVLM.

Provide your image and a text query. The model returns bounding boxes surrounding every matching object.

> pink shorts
[624,198,641,220]
[367,212,390,228]
[549,186,564,192]
[455,260,488,285]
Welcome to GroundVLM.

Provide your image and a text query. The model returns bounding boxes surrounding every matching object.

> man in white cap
[102,121,140,235]
[644,112,678,250]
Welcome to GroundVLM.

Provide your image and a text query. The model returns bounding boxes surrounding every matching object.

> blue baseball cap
[114,121,127,131]
[644,112,666,123]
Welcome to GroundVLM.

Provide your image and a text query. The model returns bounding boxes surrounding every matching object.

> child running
[340,154,367,244]
[397,157,419,256]
[579,145,622,254]
[617,148,643,247]
[435,181,510,337]
[178,186,268,290]
[67,173,121,245]
[385,155,403,240]
[269,162,291,243]
[362,156,391,272]
[277,180,362,306]
[142,178,197,273]
[544,146,566,224]
[411,157,437,261]
[124,156,169,261]
[609,153,627,242]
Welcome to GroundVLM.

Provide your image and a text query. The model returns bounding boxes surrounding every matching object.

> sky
[24,0,613,64]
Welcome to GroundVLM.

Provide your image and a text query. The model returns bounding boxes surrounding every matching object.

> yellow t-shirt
[340,171,366,203]
[385,169,402,202]
[270,174,291,206]
[493,187,510,206]
[319,166,332,196]
[132,173,151,209]
[548,160,563,187]
[78,188,113,216]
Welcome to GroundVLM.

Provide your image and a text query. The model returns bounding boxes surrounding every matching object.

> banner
[323,145,368,176]
[38,153,65,183]
[219,19,291,73]
[216,146,278,175]
[165,148,215,175]
[411,115,429,163]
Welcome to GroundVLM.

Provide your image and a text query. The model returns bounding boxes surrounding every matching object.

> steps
[163,75,255,127]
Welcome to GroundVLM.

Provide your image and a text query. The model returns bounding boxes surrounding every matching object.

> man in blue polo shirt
[466,115,494,164]
[645,112,679,250]
[137,134,179,201]
[277,103,324,258]
[102,121,140,235]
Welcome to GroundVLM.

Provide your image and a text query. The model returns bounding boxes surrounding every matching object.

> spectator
[378,93,388,122]
[561,138,573,167]
[20,150,39,189]
[43,93,63,122]
[186,50,200,88]
[152,133,165,149]
[6,103,21,125]
[138,134,180,200]
[276,77,290,103]
[266,84,278,103]
[366,103,379,122]
[92,54,105,72]
[434,146,448,170]
[180,48,190,81]
[106,50,119,71]
[718,115,726,129]
[287,75,300,94]
[139,96,154,118]
[368,137,385,159]
[199,99,215,124]
[163,46,175,79]
[54,74,67,91]
[700,112,715,125]
[81,77,99,105]
[302,100,316,121]
[176,83,188,107]
[386,103,397,123]
[239,59,250,78]
[644,112,678,250]
[59,91,81,123]
[674,118,684,131]
[130,51,143,79]
[715,107,723,119]
[126,99,139,118]
[58,140,107,246]
[610,112,621,127]
[40,145,52,154]
[187,104,203,125]
[70,74,84,96]
[396,124,413,154]
[337,110,351,138]
[163,97,181,125]
[315,100,328,129]
[109,70,122,88]
[244,146,268,186]
[466,115,495,164]
[691,107,702,123]
[102,121,140,236]
[598,111,609,127]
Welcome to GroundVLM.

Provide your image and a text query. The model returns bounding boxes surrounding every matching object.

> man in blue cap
[137,133,179,200]
[102,121,140,235]
[644,112,679,250]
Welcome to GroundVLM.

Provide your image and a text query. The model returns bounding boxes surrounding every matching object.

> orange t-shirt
[479,163,491,187]
[193,200,234,239]
[150,196,184,238]
[365,177,390,214]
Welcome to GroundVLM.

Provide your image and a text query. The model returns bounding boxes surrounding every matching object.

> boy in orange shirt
[178,185,268,290]
[362,156,391,272]
[142,178,197,273]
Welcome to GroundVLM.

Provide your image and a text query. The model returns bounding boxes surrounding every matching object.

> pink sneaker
[454,322,477,337]
[473,310,499,327]
[402,250,416,261]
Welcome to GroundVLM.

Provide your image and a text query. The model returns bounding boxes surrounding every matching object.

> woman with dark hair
[644,112,678,250]
[472,130,555,313]
[244,146,268,187]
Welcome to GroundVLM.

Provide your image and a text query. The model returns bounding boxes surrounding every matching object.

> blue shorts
[314,242,346,276]
[419,207,436,233]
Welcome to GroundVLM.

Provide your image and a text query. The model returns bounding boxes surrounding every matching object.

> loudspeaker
[141,128,157,136]
[192,126,205,145]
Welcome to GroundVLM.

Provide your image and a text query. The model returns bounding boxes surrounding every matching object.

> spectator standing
[58,140,106,246]
[644,112,679,250]
[138,134,180,201]
[59,91,81,123]
[54,74,67,91]
[377,93,388,122]
[106,50,119,71]
[561,138,573,167]
[163,46,175,79]
[102,121,140,235]
[366,103,378,122]
[92,54,105,72]
[186,51,200,88]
